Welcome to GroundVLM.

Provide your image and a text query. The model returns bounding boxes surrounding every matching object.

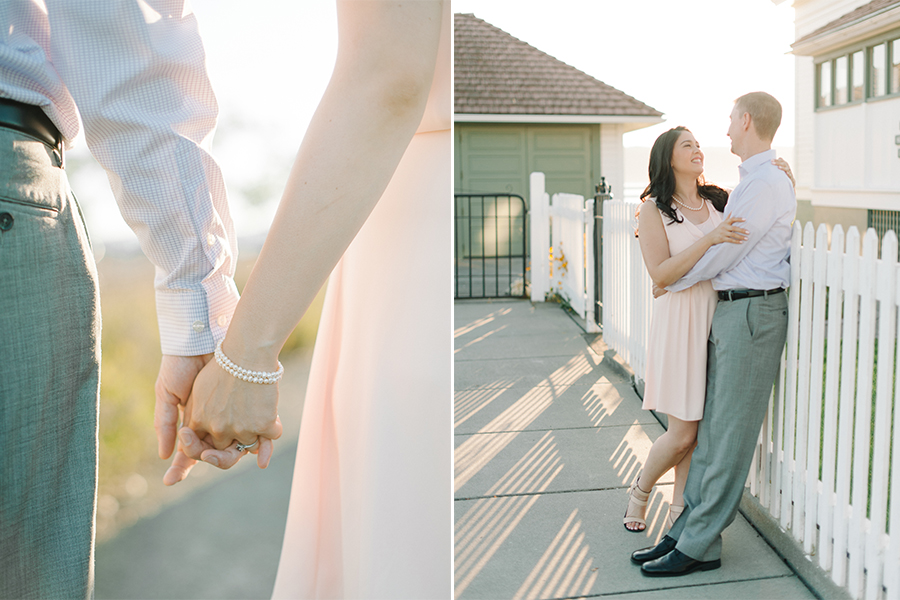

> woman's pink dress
[641,201,721,422]
[270,6,450,599]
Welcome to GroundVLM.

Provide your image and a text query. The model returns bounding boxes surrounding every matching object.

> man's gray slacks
[0,127,101,599]
[668,291,788,562]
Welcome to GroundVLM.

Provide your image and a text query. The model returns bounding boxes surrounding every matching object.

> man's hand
[652,283,668,299]
[154,354,211,485]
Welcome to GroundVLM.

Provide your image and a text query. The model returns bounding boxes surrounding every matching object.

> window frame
[814,27,900,111]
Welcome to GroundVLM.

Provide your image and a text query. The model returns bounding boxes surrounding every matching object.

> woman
[624,126,791,533]
[166,1,450,597]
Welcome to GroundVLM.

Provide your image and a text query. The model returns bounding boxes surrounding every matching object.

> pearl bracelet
[214,339,284,385]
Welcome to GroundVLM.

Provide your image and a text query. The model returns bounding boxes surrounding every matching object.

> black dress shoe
[641,548,721,577]
[630,535,677,565]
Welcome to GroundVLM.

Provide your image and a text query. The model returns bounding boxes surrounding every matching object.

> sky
[69,0,797,248]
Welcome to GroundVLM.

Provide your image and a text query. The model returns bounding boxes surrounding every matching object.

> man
[632,91,795,576]
[0,2,242,597]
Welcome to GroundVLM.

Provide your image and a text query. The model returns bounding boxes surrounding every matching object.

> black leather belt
[717,288,784,301]
[0,97,63,154]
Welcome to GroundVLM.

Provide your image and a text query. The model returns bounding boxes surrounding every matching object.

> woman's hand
[174,357,283,473]
[706,216,748,246]
[772,157,795,188]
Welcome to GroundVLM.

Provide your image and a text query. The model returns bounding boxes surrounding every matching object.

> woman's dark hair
[639,126,729,225]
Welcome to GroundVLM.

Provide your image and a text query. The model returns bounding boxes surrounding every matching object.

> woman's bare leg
[624,415,697,531]
[671,442,695,508]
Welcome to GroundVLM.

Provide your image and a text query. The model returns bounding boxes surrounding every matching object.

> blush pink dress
[641,200,721,422]
[270,6,450,600]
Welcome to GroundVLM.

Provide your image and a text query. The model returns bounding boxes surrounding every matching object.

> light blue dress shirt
[0,1,240,355]
[668,149,795,293]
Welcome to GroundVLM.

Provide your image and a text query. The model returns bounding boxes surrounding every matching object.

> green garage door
[455,123,600,206]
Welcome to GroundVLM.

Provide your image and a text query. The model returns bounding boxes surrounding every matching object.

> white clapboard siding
[602,213,900,600]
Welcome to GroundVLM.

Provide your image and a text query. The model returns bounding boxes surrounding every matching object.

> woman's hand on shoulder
[707,216,748,246]
[772,157,795,188]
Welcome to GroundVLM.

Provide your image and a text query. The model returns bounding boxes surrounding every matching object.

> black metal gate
[454,194,528,299]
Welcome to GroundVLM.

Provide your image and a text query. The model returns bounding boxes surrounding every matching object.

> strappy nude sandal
[666,504,684,530]
[623,473,650,532]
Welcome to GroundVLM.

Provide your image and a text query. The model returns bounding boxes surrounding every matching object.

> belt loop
[727,290,733,301]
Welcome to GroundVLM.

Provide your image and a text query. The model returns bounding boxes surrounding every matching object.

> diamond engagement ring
[236,440,258,453]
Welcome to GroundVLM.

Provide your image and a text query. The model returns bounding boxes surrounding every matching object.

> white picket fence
[603,198,900,600]
[601,199,652,380]
[530,172,599,333]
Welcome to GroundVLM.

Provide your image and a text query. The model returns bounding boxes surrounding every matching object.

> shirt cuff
[155,276,240,356]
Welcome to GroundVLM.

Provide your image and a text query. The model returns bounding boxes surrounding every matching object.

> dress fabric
[270,6,450,600]
[641,201,722,422]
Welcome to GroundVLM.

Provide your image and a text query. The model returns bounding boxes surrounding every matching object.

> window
[892,39,900,95]
[835,55,849,104]
[851,50,864,101]
[818,61,832,107]
[871,43,886,97]
[816,33,900,109]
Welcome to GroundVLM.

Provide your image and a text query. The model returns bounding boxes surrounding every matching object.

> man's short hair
[734,92,781,142]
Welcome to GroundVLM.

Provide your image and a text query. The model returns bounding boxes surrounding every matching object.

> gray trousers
[0,127,101,599]
[668,291,788,562]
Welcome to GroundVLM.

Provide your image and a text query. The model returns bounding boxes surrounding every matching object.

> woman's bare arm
[638,203,747,289]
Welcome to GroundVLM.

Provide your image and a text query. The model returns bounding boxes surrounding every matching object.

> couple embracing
[623,91,796,576]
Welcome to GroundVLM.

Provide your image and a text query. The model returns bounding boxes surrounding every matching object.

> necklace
[672,193,702,212]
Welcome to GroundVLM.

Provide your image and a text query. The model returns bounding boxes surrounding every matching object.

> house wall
[792,0,900,234]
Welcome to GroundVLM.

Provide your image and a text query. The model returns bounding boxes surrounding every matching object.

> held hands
[157,348,284,486]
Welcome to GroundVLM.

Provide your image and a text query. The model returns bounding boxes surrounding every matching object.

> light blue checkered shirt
[0,0,239,355]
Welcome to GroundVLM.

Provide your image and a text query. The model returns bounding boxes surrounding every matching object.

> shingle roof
[454,13,662,118]
[794,0,900,46]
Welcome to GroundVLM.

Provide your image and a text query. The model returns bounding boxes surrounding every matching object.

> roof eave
[453,113,665,131]
[791,4,900,56]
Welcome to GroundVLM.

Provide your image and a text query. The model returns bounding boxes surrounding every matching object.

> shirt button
[217,315,228,327]
[207,233,215,246]
[192,321,205,333]
[0,212,13,231]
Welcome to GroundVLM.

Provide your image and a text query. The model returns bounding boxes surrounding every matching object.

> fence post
[593,178,612,327]
[530,172,549,302]
[584,198,599,333]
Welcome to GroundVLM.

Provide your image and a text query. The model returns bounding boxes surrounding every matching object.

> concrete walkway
[454,299,816,600]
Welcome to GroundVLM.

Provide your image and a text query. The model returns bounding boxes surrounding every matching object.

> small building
[454,13,663,204]
[779,0,900,235]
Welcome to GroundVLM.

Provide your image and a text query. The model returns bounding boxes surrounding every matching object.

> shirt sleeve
[46,0,239,355]
[667,178,780,293]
